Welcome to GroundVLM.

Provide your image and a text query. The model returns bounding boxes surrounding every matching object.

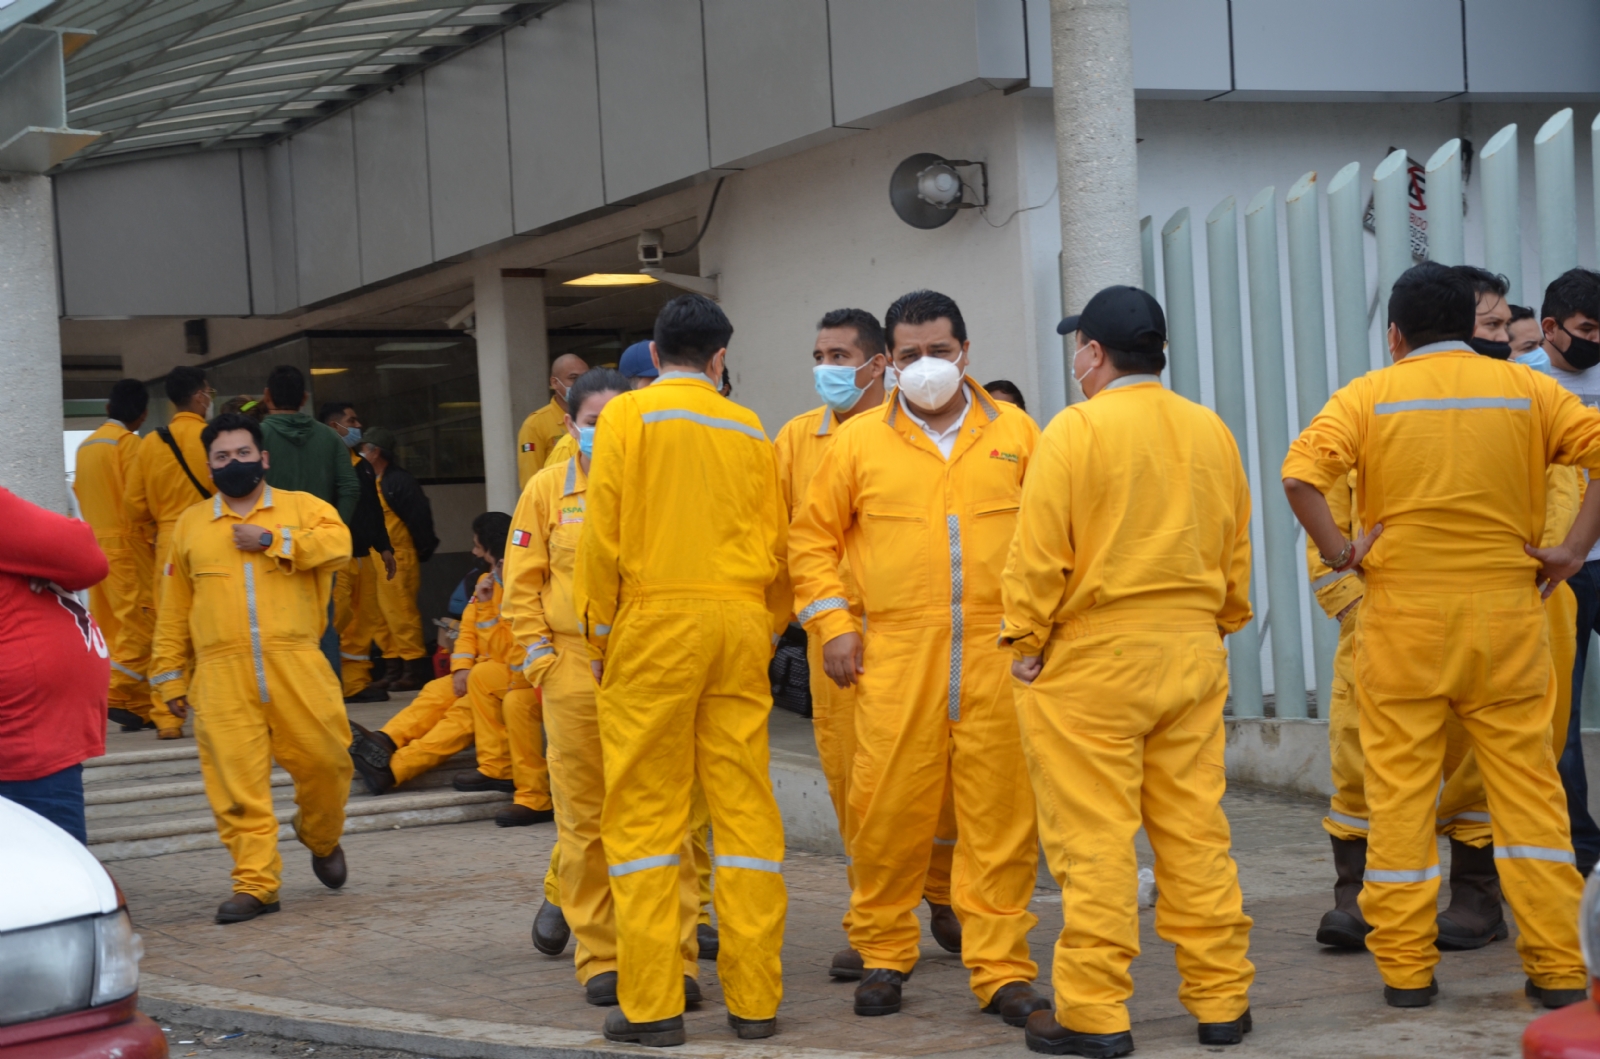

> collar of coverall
[562,457,587,497]
[884,376,999,431]
[655,370,718,386]
[1096,373,1163,395]
[1403,339,1475,359]
[210,484,275,520]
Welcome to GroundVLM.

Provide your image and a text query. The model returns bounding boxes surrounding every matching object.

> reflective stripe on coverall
[790,379,1039,1005]
[374,479,426,661]
[1283,341,1600,991]
[75,421,157,715]
[776,404,956,922]
[1000,375,1255,1034]
[576,372,792,1024]
[504,456,702,984]
[150,486,353,901]
[128,410,211,733]
[517,398,568,489]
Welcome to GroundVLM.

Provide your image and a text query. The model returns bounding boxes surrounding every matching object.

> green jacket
[260,412,360,525]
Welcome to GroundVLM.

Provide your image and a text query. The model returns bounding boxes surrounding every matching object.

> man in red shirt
[0,487,111,843]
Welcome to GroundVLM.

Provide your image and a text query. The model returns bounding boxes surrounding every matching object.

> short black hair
[266,365,306,411]
[817,308,887,359]
[107,379,149,424]
[201,412,264,455]
[1453,265,1509,300]
[567,367,630,421]
[1388,262,1475,348]
[1541,268,1600,328]
[1510,304,1537,323]
[653,294,733,369]
[165,365,208,408]
[884,290,967,349]
[983,379,1026,411]
[317,400,354,426]
[472,511,513,560]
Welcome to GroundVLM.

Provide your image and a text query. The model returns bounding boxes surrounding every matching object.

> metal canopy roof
[35,0,562,169]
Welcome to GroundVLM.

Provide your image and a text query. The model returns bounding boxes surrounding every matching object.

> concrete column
[0,173,67,514]
[473,265,550,513]
[1050,0,1142,402]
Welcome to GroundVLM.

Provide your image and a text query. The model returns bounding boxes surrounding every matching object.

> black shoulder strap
[156,426,212,500]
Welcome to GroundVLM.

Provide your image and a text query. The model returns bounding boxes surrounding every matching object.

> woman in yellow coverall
[503,367,706,1009]
[789,292,1045,1027]
[1284,262,1600,1011]
[151,413,353,924]
[1001,288,1255,1056]
[575,297,791,1047]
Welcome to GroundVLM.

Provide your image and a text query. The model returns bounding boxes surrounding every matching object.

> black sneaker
[1197,1008,1252,1045]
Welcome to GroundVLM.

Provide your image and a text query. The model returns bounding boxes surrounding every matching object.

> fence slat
[1482,123,1522,305]
[1536,109,1577,291]
[1327,162,1370,384]
[1205,196,1264,717]
[1425,139,1464,266]
[1161,208,1202,403]
[1140,215,1157,296]
[1374,149,1412,311]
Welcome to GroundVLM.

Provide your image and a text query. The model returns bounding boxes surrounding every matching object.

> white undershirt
[900,390,969,460]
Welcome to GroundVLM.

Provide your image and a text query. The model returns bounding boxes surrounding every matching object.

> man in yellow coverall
[790,290,1047,1027]
[773,307,961,979]
[127,365,215,738]
[151,412,353,924]
[517,353,591,488]
[576,295,790,1047]
[503,365,707,1010]
[1001,287,1255,1056]
[1284,262,1600,1010]
[1308,266,1581,955]
[75,379,156,730]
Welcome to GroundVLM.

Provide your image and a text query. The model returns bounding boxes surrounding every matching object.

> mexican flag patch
[510,529,532,547]
[520,442,535,452]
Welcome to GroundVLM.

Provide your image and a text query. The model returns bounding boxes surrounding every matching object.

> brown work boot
[387,658,424,692]
[928,898,962,954]
[1023,1010,1134,1057]
[854,968,905,1016]
[1437,838,1508,950]
[982,981,1052,1027]
[1316,835,1372,950]
[216,893,279,924]
[311,845,347,889]
[830,947,864,980]
[533,900,570,956]
[367,658,400,691]
[495,804,553,827]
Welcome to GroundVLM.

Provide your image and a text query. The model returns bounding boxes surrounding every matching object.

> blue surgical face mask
[577,425,597,457]
[1515,346,1554,375]
[812,364,868,413]
[341,426,363,449]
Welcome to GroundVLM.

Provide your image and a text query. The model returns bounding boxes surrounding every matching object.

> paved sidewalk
[112,776,1545,1058]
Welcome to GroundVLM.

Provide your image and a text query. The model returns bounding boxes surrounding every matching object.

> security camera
[637,229,664,267]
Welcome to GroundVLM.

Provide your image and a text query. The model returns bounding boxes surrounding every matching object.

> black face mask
[1560,327,1600,371]
[212,459,265,498]
[1467,337,1512,360]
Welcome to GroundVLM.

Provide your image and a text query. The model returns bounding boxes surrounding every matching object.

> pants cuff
[1059,1004,1130,1035]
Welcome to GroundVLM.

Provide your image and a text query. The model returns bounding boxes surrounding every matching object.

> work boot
[367,658,400,692]
[387,658,424,693]
[602,1009,684,1048]
[830,947,864,980]
[1526,979,1590,1009]
[216,893,280,924]
[495,804,553,827]
[697,923,719,960]
[1316,835,1372,950]
[1022,1010,1134,1057]
[584,971,618,1006]
[311,845,347,889]
[1437,838,1508,950]
[343,684,389,704]
[928,898,962,954]
[854,968,905,1016]
[1197,1009,1252,1045]
[981,981,1052,1027]
[108,707,155,731]
[728,1013,776,1039]
[347,723,395,795]
[1383,978,1438,1008]
[453,770,514,793]
[684,976,702,1007]
[532,900,570,955]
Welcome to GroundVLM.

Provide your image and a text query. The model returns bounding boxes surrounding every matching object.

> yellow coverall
[75,421,157,719]
[372,475,426,661]
[576,372,791,1024]
[383,592,499,785]
[790,381,1040,1005]
[150,487,353,902]
[504,456,702,986]
[999,377,1255,1034]
[1309,470,1580,848]
[127,410,212,734]
[545,431,579,470]
[1283,342,1600,992]
[468,574,552,811]
[334,453,386,696]
[517,397,568,488]
[774,404,956,922]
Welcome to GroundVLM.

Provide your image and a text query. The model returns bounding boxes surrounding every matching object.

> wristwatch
[258,530,273,549]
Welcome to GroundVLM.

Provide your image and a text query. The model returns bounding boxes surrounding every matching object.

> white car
[0,798,165,1059]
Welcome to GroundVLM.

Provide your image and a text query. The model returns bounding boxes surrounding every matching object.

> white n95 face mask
[897,355,963,408]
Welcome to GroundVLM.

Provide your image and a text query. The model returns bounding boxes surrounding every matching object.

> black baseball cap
[1057,285,1167,355]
